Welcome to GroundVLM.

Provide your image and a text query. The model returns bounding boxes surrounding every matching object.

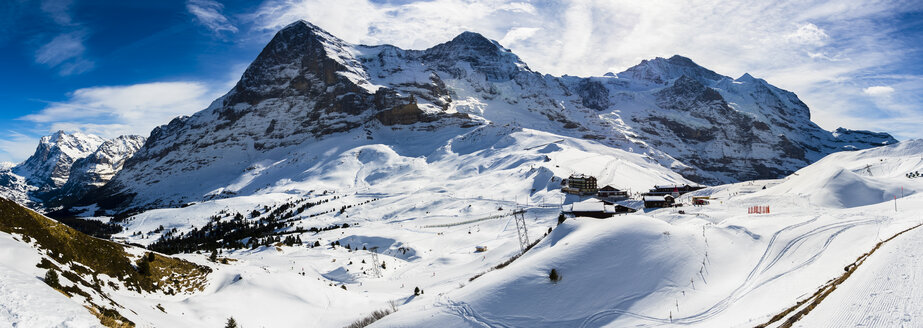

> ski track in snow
[798,224,923,328]
[572,215,882,327]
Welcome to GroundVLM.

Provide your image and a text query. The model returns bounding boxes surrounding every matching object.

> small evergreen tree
[137,257,151,275]
[414,287,420,296]
[557,213,566,225]
[44,269,59,287]
[549,268,561,282]
[210,249,218,262]
[225,317,238,328]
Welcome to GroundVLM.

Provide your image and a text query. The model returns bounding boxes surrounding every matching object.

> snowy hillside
[0,198,210,327]
[372,140,923,327]
[2,134,919,327]
[23,138,911,328]
[751,139,923,208]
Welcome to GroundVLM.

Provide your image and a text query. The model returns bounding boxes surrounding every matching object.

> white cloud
[0,131,42,164]
[20,82,218,140]
[863,85,895,96]
[187,0,239,35]
[499,27,540,46]
[786,23,829,46]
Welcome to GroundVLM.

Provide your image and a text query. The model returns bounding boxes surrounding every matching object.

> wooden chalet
[597,185,629,200]
[643,195,675,208]
[564,199,636,218]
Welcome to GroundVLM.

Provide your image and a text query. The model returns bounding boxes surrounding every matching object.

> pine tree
[225,317,238,328]
[549,268,561,282]
[44,270,59,287]
[137,257,151,275]
[210,249,218,262]
[414,287,420,296]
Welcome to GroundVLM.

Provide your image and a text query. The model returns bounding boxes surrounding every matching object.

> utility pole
[514,209,530,254]
[369,247,382,278]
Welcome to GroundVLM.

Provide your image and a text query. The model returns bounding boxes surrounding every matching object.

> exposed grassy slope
[0,197,211,327]
[0,197,210,293]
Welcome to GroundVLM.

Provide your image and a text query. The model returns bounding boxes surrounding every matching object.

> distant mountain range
[0,20,895,213]
[0,131,144,209]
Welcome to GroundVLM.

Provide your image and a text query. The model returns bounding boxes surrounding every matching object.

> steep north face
[78,20,893,211]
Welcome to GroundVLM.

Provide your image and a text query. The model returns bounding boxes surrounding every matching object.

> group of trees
[51,216,123,239]
[147,197,371,255]
[147,198,325,254]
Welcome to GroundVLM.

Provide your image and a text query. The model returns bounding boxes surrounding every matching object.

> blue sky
[1,0,922,162]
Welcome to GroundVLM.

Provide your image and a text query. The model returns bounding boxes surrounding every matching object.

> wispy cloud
[40,0,76,26]
[246,0,923,140]
[2,81,218,162]
[33,0,95,76]
[187,0,238,35]
[34,31,94,75]
[20,82,217,139]
[0,131,42,164]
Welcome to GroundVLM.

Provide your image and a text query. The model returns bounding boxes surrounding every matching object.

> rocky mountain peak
[736,72,758,82]
[223,19,370,108]
[620,55,724,85]
[423,31,528,82]
[443,31,501,51]
[14,131,105,191]
[832,128,898,149]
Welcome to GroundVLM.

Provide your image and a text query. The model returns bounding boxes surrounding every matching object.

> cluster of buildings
[561,173,707,214]
[561,174,629,201]
[641,184,705,208]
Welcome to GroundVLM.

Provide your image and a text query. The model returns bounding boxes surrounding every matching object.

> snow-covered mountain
[14,131,105,192]
[82,20,893,213]
[51,135,147,206]
[0,131,145,208]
